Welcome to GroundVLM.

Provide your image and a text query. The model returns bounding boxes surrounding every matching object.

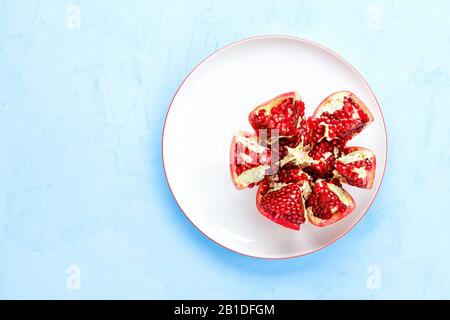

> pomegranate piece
[230,131,273,189]
[334,147,376,189]
[256,168,312,230]
[312,91,374,142]
[303,139,345,179]
[248,92,305,139]
[306,180,355,227]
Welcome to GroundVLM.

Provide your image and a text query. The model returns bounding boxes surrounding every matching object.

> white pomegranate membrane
[230,91,376,230]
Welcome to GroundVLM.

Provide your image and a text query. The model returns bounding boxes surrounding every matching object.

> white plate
[163,36,387,259]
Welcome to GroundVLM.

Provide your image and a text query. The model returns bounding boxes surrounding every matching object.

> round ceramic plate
[163,36,387,259]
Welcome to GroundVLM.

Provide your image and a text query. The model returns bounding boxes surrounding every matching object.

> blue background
[0,0,449,299]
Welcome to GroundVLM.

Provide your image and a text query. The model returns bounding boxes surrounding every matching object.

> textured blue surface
[0,0,449,299]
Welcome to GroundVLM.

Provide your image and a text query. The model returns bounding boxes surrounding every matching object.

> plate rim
[162,35,388,259]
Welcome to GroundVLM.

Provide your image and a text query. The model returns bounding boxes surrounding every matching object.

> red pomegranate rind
[248,92,305,139]
[335,147,376,189]
[306,180,355,227]
[230,131,272,189]
[303,139,345,179]
[312,91,374,142]
[256,169,312,230]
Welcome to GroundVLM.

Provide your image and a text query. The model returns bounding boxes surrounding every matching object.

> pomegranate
[230,131,272,189]
[256,168,312,230]
[306,180,355,227]
[334,147,376,189]
[248,92,305,140]
[311,91,374,142]
[231,91,376,231]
